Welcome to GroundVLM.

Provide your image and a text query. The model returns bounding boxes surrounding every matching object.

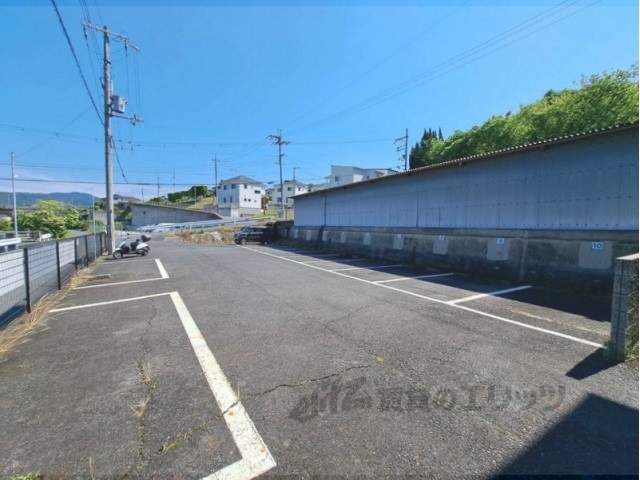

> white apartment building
[215,175,265,217]
[310,165,398,191]
[267,180,309,207]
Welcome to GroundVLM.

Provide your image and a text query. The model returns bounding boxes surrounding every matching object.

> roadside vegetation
[0,199,106,239]
[0,264,100,363]
[410,65,639,168]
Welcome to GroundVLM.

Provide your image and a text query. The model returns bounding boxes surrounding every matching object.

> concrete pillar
[609,253,639,361]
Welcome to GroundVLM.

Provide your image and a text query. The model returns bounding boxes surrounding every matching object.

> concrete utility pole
[103,27,114,252]
[292,166,299,205]
[84,23,141,254]
[11,152,18,237]
[395,128,409,171]
[213,156,218,199]
[267,130,290,220]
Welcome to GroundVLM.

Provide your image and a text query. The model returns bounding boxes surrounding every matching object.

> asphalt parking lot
[1,238,637,478]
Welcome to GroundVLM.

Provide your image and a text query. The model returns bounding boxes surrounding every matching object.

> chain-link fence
[0,233,106,327]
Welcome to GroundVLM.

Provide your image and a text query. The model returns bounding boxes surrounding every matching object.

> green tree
[0,218,12,231]
[17,200,80,239]
[410,65,639,168]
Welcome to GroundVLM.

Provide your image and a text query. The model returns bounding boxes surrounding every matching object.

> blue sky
[0,0,637,200]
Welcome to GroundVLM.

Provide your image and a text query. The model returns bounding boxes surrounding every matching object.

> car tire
[240,238,247,245]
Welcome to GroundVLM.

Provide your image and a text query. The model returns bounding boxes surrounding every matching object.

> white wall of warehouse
[294,126,638,232]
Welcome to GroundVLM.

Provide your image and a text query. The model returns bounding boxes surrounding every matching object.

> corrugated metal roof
[296,122,639,199]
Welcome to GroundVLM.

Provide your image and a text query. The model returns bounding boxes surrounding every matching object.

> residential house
[215,175,265,217]
[266,180,309,207]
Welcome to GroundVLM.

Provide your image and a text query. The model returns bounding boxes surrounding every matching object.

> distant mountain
[0,191,96,208]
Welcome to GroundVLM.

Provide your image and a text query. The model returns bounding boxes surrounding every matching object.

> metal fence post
[74,238,78,271]
[23,247,31,313]
[84,235,89,266]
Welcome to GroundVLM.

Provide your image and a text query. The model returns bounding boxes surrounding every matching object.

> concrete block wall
[279,223,638,294]
[130,203,222,227]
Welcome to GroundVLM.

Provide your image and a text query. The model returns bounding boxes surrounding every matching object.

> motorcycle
[113,234,151,259]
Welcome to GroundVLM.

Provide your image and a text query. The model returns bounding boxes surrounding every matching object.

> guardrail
[137,216,276,233]
[0,237,21,253]
[0,232,107,327]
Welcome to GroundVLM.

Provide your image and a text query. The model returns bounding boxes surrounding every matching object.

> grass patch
[10,474,44,480]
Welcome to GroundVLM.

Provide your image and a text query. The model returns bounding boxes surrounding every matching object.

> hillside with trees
[409,65,639,169]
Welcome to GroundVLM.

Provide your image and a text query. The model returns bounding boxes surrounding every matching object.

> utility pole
[11,152,18,237]
[103,26,114,251]
[292,166,299,203]
[212,156,219,198]
[84,23,141,254]
[395,128,409,171]
[267,130,290,220]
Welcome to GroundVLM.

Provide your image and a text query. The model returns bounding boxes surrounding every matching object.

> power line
[0,122,396,150]
[284,1,472,130]
[50,0,103,127]
[17,107,92,156]
[289,0,594,135]
[0,177,204,188]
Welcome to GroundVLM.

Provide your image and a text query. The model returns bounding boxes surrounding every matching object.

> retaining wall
[278,223,637,293]
[130,203,223,227]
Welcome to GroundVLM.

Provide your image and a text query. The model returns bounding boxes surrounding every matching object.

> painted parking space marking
[245,247,604,349]
[76,259,170,289]
[50,292,173,312]
[298,254,341,260]
[171,292,276,479]
[50,291,276,479]
[446,285,532,304]
[373,273,454,284]
[301,259,341,264]
[301,258,361,264]
[155,259,170,278]
[332,264,404,272]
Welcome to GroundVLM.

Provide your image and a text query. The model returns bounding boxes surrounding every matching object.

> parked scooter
[113,234,151,259]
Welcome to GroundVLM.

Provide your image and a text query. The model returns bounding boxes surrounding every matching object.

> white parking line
[171,292,276,479]
[332,264,404,272]
[50,292,173,311]
[302,258,360,264]
[50,291,276,479]
[75,278,167,289]
[156,259,170,279]
[374,273,454,284]
[446,285,532,304]
[301,259,338,264]
[245,248,604,349]
[76,259,169,289]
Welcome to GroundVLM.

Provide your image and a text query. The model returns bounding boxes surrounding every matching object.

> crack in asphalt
[240,364,374,399]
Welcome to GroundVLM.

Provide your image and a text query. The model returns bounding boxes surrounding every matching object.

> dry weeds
[0,259,104,363]
[130,395,151,419]
[174,226,237,244]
